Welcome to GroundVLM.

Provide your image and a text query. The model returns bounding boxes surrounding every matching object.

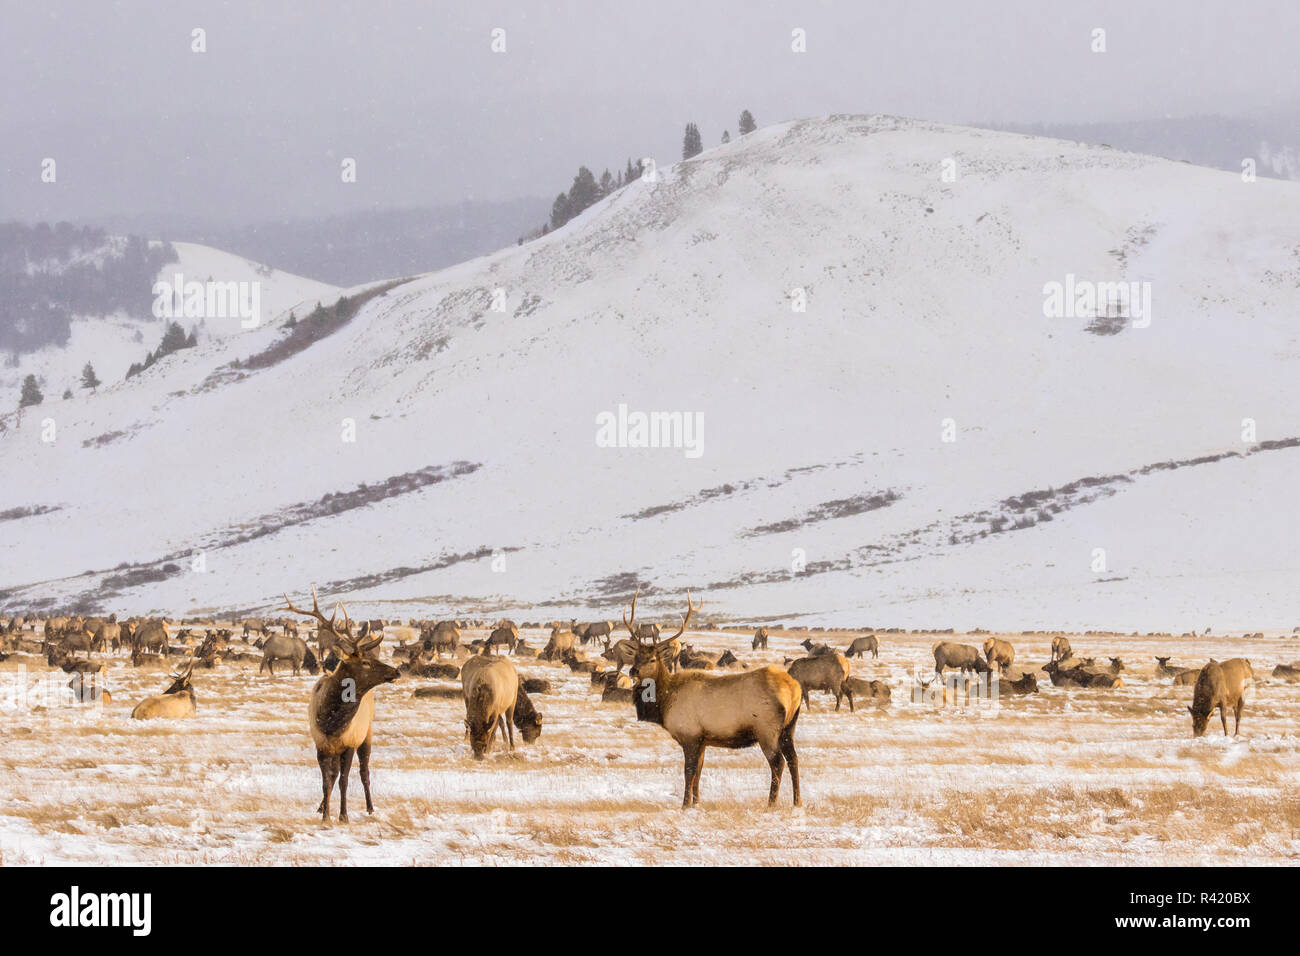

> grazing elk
[845,634,879,659]
[461,655,521,758]
[787,652,854,711]
[259,633,319,675]
[1190,659,1253,737]
[488,622,519,655]
[624,591,802,808]
[133,619,170,656]
[131,661,196,719]
[752,627,769,650]
[513,682,543,743]
[1050,636,1072,662]
[427,620,461,657]
[933,641,990,677]
[288,588,400,822]
[982,638,1015,670]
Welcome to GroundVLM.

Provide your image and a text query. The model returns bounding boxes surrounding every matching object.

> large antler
[285,586,356,655]
[623,588,641,643]
[663,592,696,643]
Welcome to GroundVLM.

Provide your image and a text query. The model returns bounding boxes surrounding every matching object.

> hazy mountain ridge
[2,114,1299,630]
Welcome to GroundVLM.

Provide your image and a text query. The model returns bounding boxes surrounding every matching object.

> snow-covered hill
[0,241,338,407]
[3,115,1299,630]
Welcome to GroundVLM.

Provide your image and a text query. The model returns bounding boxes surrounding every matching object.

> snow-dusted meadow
[2,625,1296,865]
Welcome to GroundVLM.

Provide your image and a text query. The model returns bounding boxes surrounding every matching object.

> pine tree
[599,169,614,195]
[682,122,703,160]
[738,110,756,135]
[62,388,72,399]
[158,320,187,356]
[721,130,731,143]
[80,362,100,390]
[567,166,600,216]
[18,374,42,408]
[549,192,571,230]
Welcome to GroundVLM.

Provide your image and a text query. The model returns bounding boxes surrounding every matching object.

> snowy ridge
[2,114,1300,630]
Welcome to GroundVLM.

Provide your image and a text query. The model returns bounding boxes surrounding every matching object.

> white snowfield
[2,114,1300,631]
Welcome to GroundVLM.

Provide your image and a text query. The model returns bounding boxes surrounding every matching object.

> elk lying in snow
[1190,658,1253,737]
[842,676,890,704]
[982,638,1015,670]
[131,661,196,719]
[1050,636,1072,662]
[801,639,833,656]
[933,641,990,677]
[752,627,769,650]
[845,634,879,659]
[1272,662,1300,682]
[259,634,319,675]
[996,671,1038,695]
[1043,660,1122,688]
[1155,657,1197,680]
[289,588,400,822]
[625,591,802,808]
[787,652,854,710]
[461,655,521,758]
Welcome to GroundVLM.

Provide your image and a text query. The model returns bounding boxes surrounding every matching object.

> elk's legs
[317,750,339,820]
[338,746,355,821]
[780,713,801,807]
[1233,698,1244,735]
[763,742,784,806]
[681,740,702,809]
[692,745,706,804]
[358,735,375,813]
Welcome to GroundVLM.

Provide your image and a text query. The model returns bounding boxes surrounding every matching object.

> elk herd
[1,598,1294,820]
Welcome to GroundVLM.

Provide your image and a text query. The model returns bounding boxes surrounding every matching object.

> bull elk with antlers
[624,590,803,809]
[131,660,196,719]
[286,587,400,822]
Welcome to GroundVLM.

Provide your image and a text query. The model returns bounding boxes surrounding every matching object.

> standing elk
[982,638,1015,670]
[461,655,521,758]
[427,620,460,657]
[1190,658,1253,737]
[133,619,170,656]
[288,588,400,822]
[541,625,576,661]
[1050,636,1072,662]
[624,590,803,809]
[787,652,854,710]
[488,622,519,655]
[752,627,769,650]
[259,633,319,675]
[131,660,196,719]
[933,641,990,677]
[845,634,879,659]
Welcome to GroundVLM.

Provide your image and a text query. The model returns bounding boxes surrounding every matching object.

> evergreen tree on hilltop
[567,166,600,215]
[721,130,731,143]
[19,374,43,408]
[738,110,757,135]
[682,122,703,159]
[80,362,100,390]
[599,169,614,195]
[550,192,571,231]
[157,320,188,356]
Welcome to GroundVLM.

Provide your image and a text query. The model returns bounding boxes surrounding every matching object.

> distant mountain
[986,114,1300,180]
[3,115,1300,631]
[100,198,551,287]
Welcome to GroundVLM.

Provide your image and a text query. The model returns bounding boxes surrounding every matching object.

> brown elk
[982,638,1015,670]
[488,622,519,654]
[133,619,170,656]
[933,641,990,677]
[624,590,802,809]
[131,660,196,719]
[1050,636,1072,661]
[787,652,853,710]
[1190,658,1253,737]
[752,627,769,650]
[287,588,400,822]
[461,655,521,758]
[845,634,878,659]
[541,625,576,661]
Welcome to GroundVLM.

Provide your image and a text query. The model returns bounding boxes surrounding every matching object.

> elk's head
[285,587,399,695]
[625,589,696,687]
[162,660,195,696]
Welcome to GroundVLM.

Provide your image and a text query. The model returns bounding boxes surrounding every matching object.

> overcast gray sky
[2,0,1297,224]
